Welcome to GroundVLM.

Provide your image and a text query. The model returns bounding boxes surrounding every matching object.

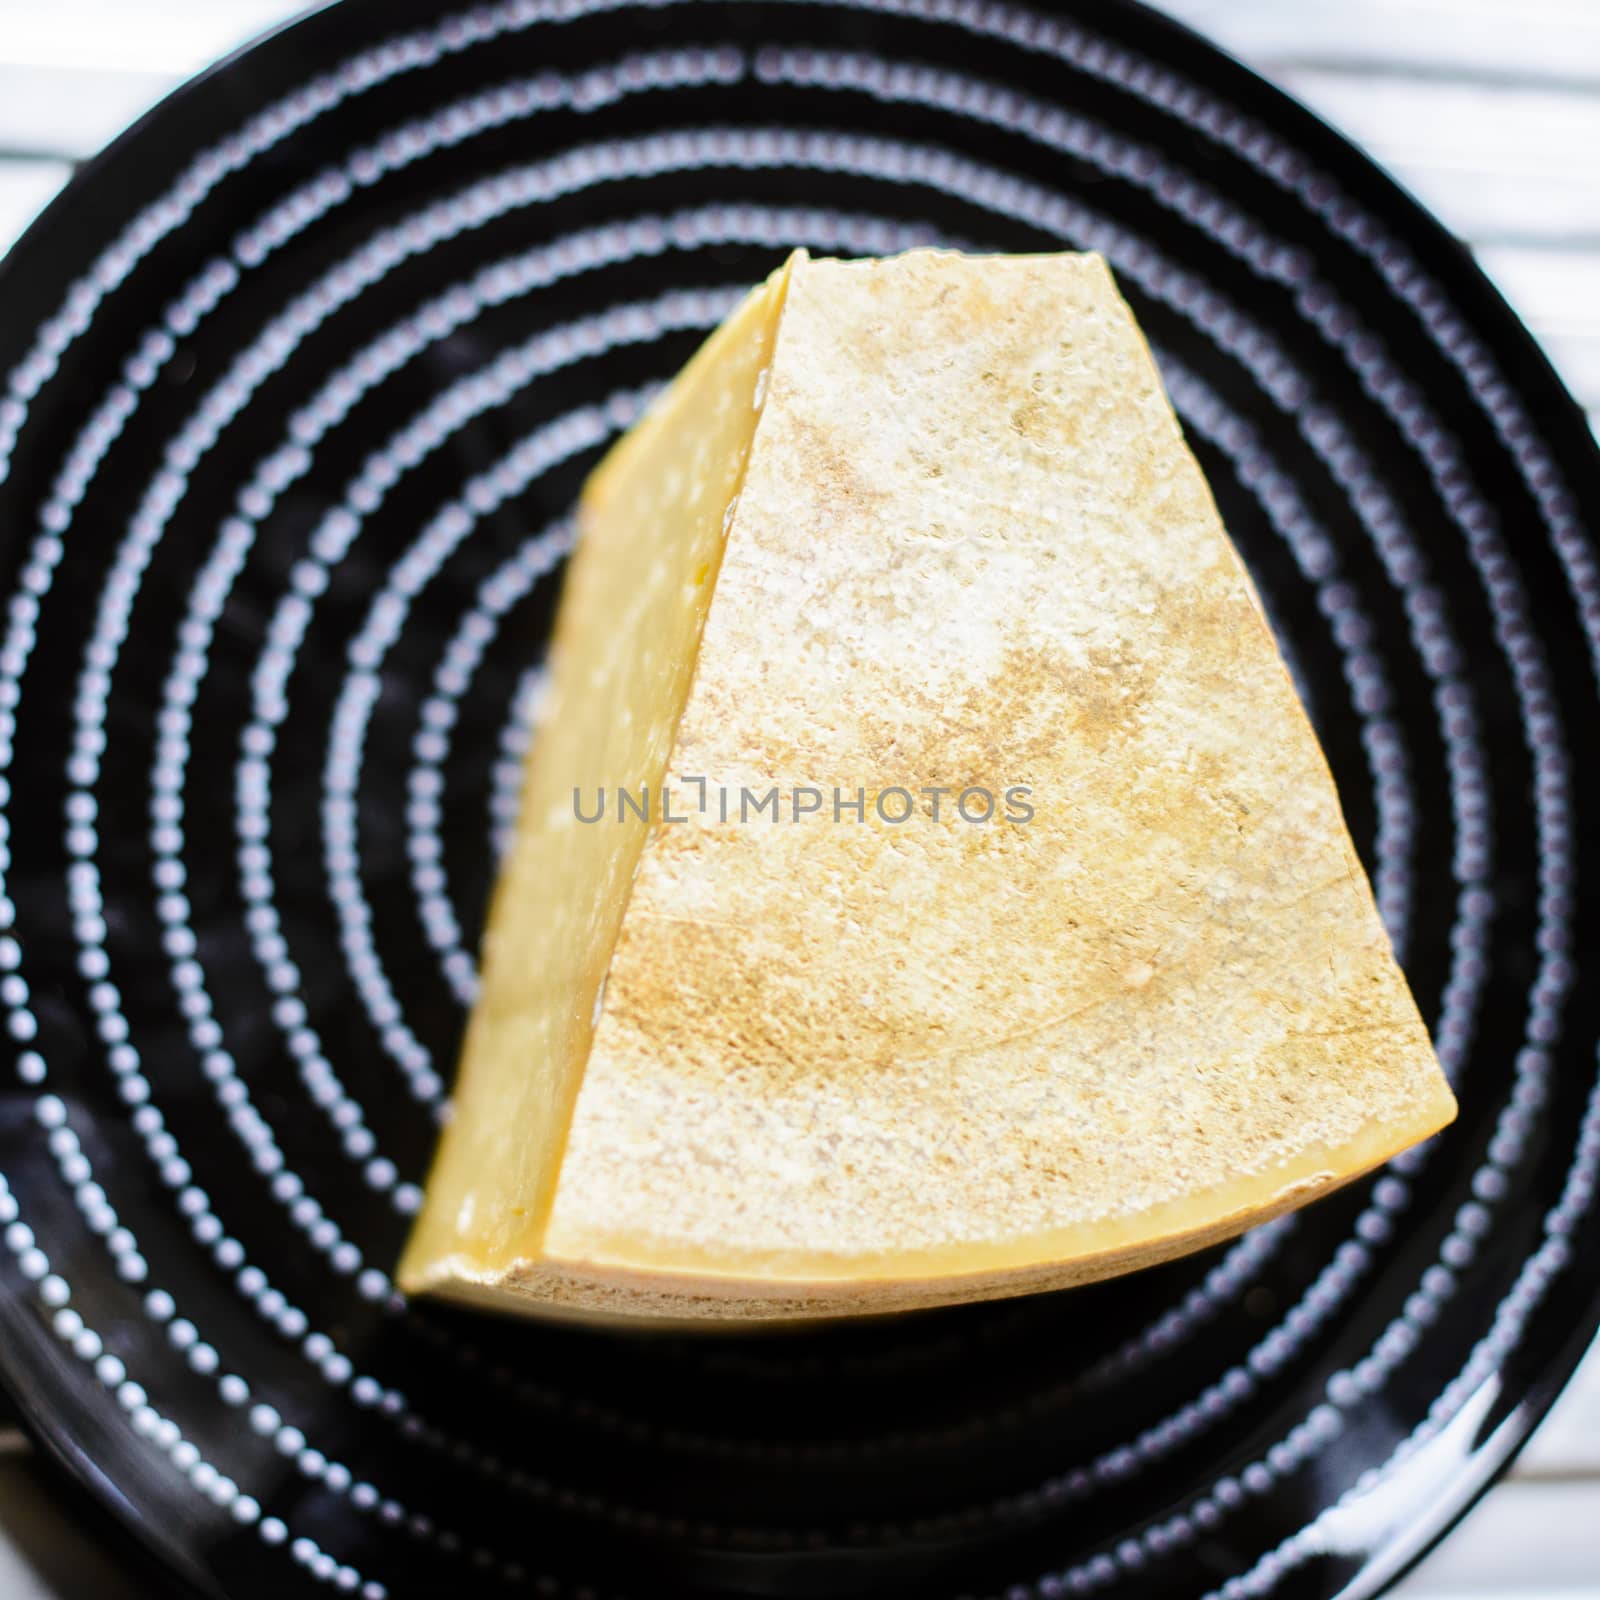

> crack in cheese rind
[534,251,1454,1309]
[398,260,794,1287]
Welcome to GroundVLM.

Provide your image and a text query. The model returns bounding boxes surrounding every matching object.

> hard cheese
[399,249,1456,1323]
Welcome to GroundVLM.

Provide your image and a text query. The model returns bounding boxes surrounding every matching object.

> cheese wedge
[399,249,1456,1323]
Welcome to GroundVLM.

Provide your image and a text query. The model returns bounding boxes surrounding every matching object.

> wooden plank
[0,1,286,74]
[1514,1341,1600,1479]
[1279,73,1600,184]
[0,160,71,256]
[1163,0,1600,83]
[4,0,1599,87]
[1398,1481,1600,1592]
[0,65,183,160]
[1275,72,1600,243]
[1313,161,1595,249]
[1476,246,1600,411]
[0,2,286,158]
[1476,246,1600,336]
[1402,1593,1600,1600]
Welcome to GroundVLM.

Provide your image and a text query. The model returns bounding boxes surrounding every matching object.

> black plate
[2,2,1598,1596]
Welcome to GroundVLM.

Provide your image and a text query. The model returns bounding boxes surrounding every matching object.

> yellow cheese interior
[399,262,790,1282]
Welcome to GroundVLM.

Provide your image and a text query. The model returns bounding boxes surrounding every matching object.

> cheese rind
[401,249,1456,1321]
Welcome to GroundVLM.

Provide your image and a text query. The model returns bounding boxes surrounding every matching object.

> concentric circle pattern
[1,3,1598,1597]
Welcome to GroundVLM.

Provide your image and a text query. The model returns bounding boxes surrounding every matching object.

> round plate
[2,3,1598,1597]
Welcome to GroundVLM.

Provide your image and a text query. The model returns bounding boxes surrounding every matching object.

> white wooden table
[0,2,1597,1595]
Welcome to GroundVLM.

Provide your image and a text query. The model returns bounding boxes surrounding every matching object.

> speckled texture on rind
[413,249,1456,1320]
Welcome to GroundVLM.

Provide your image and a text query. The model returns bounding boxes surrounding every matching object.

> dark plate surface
[1,2,1598,1597]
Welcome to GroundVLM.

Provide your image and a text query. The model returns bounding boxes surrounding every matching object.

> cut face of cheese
[398,259,793,1280]
[399,249,1456,1323]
